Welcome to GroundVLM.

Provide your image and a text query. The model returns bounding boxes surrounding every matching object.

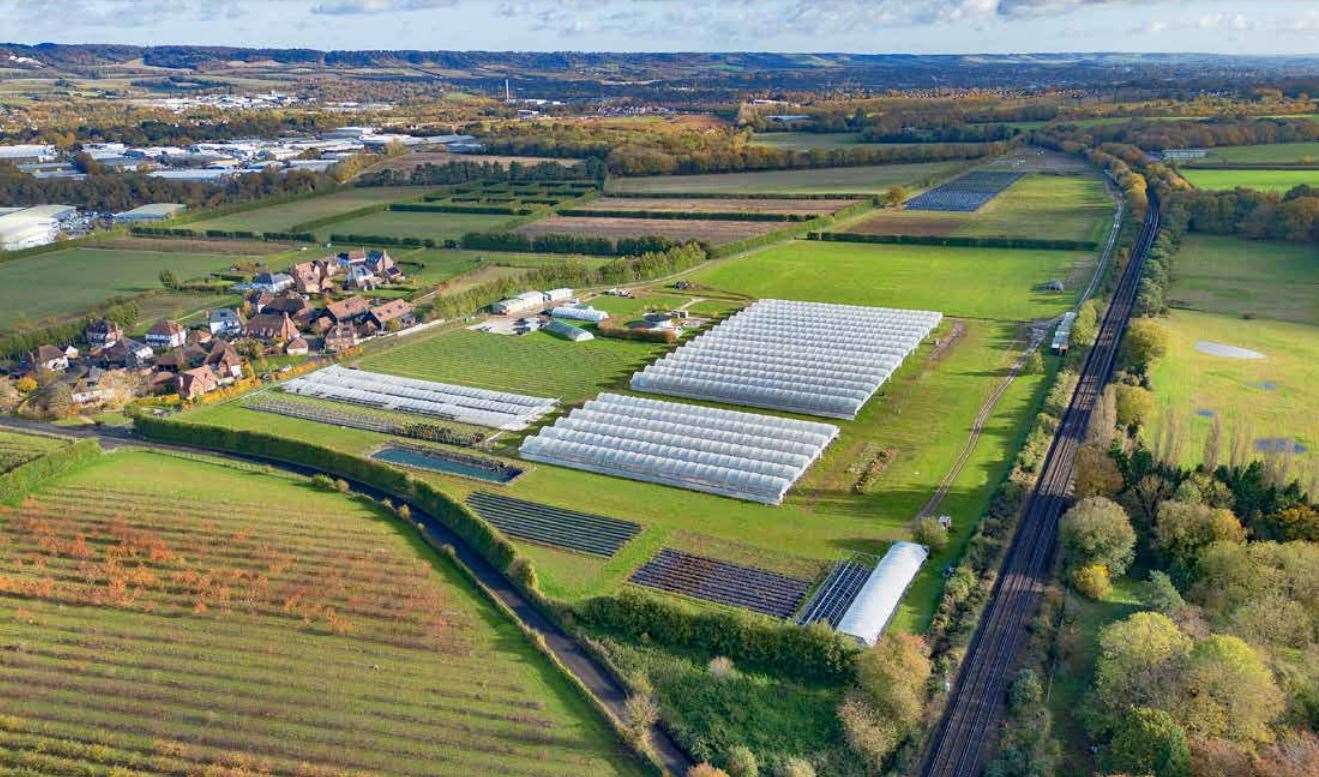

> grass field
[1147,235,1319,468]
[688,240,1093,322]
[749,131,863,150]
[0,247,240,331]
[516,215,785,245]
[0,430,66,473]
[187,186,434,234]
[1193,141,1319,165]
[0,451,641,776]
[320,209,513,242]
[606,160,969,195]
[846,173,1113,244]
[354,327,670,402]
[586,292,695,320]
[1181,168,1319,193]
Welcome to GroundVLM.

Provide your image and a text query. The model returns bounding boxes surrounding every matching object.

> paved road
[0,416,694,776]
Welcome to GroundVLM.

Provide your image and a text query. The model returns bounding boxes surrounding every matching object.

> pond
[371,445,522,484]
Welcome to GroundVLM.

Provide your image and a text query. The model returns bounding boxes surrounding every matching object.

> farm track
[0,416,695,776]
[918,201,1160,777]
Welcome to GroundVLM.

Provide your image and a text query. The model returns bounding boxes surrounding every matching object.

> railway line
[918,200,1161,777]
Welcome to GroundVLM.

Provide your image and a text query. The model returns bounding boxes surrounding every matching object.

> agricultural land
[185,186,435,235]
[605,160,970,195]
[1180,168,1319,193]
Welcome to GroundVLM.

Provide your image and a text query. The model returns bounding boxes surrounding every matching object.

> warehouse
[835,541,929,646]
[0,206,71,251]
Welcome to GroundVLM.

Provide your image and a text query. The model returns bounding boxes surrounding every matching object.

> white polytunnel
[630,298,941,419]
[835,541,930,646]
[518,392,839,504]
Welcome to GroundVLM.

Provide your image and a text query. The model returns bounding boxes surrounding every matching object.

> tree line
[1173,185,1319,243]
[357,158,603,188]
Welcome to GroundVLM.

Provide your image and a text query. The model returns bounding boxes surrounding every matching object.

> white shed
[835,541,929,646]
[543,288,574,304]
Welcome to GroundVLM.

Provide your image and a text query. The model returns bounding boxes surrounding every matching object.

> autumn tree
[1073,443,1124,499]
[1154,500,1246,571]
[1060,497,1136,577]
[1114,384,1155,429]
[1122,318,1169,372]
[854,632,931,726]
[1092,612,1192,731]
[1181,634,1283,743]
[1102,707,1191,777]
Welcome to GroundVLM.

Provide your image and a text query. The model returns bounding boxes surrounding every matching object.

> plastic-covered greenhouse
[551,305,609,323]
[630,299,941,419]
[835,541,929,646]
[518,393,838,504]
[283,365,557,430]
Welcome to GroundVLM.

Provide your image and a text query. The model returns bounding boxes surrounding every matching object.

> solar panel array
[465,491,640,557]
[629,549,811,618]
[904,171,1024,212]
[284,365,557,431]
[630,299,941,419]
[518,392,838,504]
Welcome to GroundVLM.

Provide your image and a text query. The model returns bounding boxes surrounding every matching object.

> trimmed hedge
[595,320,679,344]
[556,208,808,222]
[808,231,1100,251]
[328,233,437,248]
[574,589,858,684]
[389,202,533,216]
[0,438,101,505]
[287,203,390,235]
[705,200,875,259]
[128,226,315,243]
[458,231,680,257]
[602,191,870,201]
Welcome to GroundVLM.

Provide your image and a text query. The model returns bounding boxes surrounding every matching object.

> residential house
[367,299,416,332]
[285,337,310,356]
[103,338,154,369]
[323,322,360,353]
[244,290,275,311]
[205,341,245,381]
[324,296,371,325]
[291,259,338,294]
[335,249,368,268]
[154,343,207,373]
[186,328,212,347]
[85,318,122,348]
[342,264,377,291]
[61,345,79,362]
[29,345,69,372]
[249,272,294,294]
[364,249,402,282]
[208,308,243,337]
[177,366,220,400]
[244,312,299,343]
[262,291,310,316]
[70,367,123,407]
[144,319,187,350]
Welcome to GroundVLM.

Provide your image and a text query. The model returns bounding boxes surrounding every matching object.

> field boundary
[807,231,1099,251]
[0,437,101,505]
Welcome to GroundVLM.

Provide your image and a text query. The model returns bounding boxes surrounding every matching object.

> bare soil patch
[516,216,782,245]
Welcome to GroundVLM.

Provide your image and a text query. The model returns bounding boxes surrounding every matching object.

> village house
[208,308,243,337]
[324,296,371,325]
[366,299,416,332]
[262,291,310,316]
[342,264,377,291]
[186,328,212,347]
[28,345,69,372]
[285,336,310,356]
[244,312,299,343]
[85,318,122,348]
[103,338,155,369]
[205,340,245,381]
[364,249,403,282]
[249,271,294,294]
[323,321,360,353]
[291,259,338,294]
[153,343,208,373]
[70,367,125,407]
[244,290,276,311]
[176,366,220,400]
[144,319,187,350]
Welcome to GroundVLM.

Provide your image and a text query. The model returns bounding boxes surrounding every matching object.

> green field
[355,327,670,402]
[0,430,66,472]
[847,172,1114,244]
[321,209,513,242]
[0,450,640,776]
[688,240,1093,322]
[0,247,240,331]
[1181,168,1319,193]
[606,160,969,195]
[1194,142,1319,165]
[187,186,434,234]
[587,292,694,320]
[749,131,863,149]
[1147,235,1319,467]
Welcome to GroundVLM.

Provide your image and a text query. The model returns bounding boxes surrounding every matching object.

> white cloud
[311,0,455,14]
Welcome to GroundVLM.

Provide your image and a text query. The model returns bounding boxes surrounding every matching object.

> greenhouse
[630,298,941,419]
[551,304,609,323]
[283,365,557,430]
[835,541,929,646]
[518,393,838,504]
[545,319,595,341]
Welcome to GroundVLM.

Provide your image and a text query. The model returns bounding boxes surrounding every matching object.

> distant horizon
[1,1,1317,57]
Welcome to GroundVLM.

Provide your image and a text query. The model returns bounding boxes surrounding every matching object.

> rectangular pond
[371,445,522,484]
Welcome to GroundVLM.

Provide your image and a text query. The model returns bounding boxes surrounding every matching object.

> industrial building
[0,205,76,251]
[0,144,56,163]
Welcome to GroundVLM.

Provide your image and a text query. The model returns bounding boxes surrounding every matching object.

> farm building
[493,291,548,316]
[551,304,609,323]
[545,319,594,342]
[544,288,574,304]
[1051,310,1077,353]
[112,203,186,223]
[835,542,929,646]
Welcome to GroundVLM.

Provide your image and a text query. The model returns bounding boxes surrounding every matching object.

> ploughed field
[515,215,785,245]
[0,452,640,777]
[576,197,857,215]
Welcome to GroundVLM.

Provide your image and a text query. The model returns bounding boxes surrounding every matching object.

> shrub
[837,691,902,771]
[913,516,949,552]
[688,765,730,777]
[855,633,930,726]
[1071,563,1113,600]
[1102,707,1191,777]
[333,478,350,493]
[624,694,659,738]
[774,757,815,777]
[1008,669,1043,715]
[708,656,737,680]
[725,745,759,777]
[311,473,335,491]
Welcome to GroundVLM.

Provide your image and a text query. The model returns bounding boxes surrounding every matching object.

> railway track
[918,200,1161,777]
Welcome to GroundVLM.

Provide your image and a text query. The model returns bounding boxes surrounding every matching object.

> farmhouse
[112,203,186,223]
[144,320,187,350]
[85,318,123,348]
[250,272,295,294]
[208,308,243,336]
[366,299,416,331]
[176,366,221,400]
[245,312,299,343]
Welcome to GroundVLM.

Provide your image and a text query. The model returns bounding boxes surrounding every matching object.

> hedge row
[0,438,102,505]
[706,200,875,259]
[556,208,810,223]
[287,203,390,235]
[328,233,438,248]
[0,300,140,360]
[389,202,534,216]
[574,589,858,684]
[602,191,869,201]
[129,226,315,243]
[595,320,679,344]
[808,231,1100,251]
[459,231,679,257]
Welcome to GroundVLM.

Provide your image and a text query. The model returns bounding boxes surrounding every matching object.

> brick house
[145,319,186,350]
[323,322,360,353]
[367,299,416,331]
[324,296,371,325]
[244,312,300,343]
[176,366,220,400]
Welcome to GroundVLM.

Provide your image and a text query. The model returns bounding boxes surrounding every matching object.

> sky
[0,0,1317,56]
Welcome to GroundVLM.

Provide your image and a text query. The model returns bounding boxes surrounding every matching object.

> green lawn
[1181,168,1319,193]
[0,430,67,473]
[587,293,694,320]
[187,186,435,234]
[847,173,1114,244]
[355,327,670,402]
[688,240,1093,322]
[1194,142,1319,165]
[0,247,240,331]
[606,160,969,195]
[320,209,513,243]
[0,450,642,776]
[1146,235,1319,467]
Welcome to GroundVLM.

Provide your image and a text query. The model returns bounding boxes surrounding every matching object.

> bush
[624,694,659,737]
[855,633,930,726]
[1102,707,1191,777]
[688,765,730,777]
[1071,563,1113,600]
[913,516,950,552]
[707,656,737,680]
[1115,384,1155,429]
[311,473,335,491]
[774,758,815,777]
[725,745,759,777]
[333,478,350,493]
